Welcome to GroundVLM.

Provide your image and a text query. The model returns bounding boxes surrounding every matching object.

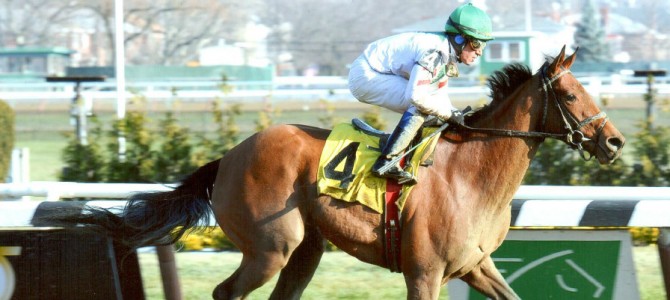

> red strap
[384,160,403,272]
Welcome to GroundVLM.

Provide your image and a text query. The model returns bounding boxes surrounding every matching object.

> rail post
[157,244,183,300]
[45,76,105,145]
[659,227,670,300]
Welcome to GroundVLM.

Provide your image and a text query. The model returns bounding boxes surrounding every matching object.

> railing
[0,183,669,299]
[1,182,669,227]
[1,75,669,104]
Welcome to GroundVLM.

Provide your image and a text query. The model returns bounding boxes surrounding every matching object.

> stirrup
[373,163,417,185]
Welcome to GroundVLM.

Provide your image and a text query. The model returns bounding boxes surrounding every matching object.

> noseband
[454,63,608,160]
[539,64,608,160]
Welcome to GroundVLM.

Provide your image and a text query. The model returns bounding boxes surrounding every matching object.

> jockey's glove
[446,109,465,126]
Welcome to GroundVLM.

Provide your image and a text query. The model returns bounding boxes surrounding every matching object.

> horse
[63,46,624,300]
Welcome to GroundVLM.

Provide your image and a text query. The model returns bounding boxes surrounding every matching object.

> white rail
[1,182,669,201]
[1,76,669,103]
[1,182,669,228]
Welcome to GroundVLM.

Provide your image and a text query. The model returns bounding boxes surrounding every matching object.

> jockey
[348,3,493,183]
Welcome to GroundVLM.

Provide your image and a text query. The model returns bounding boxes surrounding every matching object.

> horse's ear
[548,45,567,75]
[562,47,578,70]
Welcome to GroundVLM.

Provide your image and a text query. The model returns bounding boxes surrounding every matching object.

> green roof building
[0,47,74,80]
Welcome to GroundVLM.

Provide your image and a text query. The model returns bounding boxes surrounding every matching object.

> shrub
[179,234,206,251]
[152,112,196,182]
[105,111,155,182]
[194,101,241,165]
[177,227,237,251]
[623,122,670,186]
[361,106,387,131]
[60,117,105,182]
[630,227,659,245]
[205,228,237,251]
[0,99,14,182]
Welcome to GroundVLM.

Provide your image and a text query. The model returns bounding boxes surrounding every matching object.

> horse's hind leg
[211,211,306,300]
[461,255,520,300]
[269,228,326,300]
[212,251,292,300]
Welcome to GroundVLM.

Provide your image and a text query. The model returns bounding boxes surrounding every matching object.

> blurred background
[0,1,669,299]
[1,0,669,183]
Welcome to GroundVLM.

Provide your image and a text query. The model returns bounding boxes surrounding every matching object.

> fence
[0,183,669,299]
[1,75,669,105]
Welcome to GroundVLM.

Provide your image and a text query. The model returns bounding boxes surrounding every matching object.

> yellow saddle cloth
[317,122,441,213]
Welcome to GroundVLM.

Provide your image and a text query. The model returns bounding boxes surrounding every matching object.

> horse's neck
[442,82,544,206]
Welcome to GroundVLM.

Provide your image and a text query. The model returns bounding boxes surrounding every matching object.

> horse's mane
[487,63,533,104]
[467,63,533,122]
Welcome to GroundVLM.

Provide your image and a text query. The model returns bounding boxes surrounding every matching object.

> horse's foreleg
[461,255,520,300]
[269,228,326,300]
[403,265,444,300]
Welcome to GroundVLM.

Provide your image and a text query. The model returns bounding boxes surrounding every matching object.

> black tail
[61,159,220,250]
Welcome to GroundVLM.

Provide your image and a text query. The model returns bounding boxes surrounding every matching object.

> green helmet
[445,3,494,41]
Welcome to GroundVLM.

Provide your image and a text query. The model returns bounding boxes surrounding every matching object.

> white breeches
[348,55,413,114]
[348,55,456,119]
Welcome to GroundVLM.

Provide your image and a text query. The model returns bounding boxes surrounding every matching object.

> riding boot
[372,109,425,184]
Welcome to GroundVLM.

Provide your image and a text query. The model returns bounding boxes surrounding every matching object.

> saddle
[316,119,442,213]
[351,116,445,166]
[317,118,444,272]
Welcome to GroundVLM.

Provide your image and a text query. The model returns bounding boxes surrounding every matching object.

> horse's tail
[71,159,220,249]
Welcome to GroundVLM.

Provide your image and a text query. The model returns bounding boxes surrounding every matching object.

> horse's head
[541,45,625,164]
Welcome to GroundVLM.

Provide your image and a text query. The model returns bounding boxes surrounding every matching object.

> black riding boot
[371,110,425,184]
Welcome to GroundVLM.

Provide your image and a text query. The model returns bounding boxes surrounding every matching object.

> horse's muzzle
[598,135,625,164]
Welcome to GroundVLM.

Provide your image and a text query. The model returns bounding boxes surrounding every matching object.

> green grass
[138,246,665,300]
[634,245,667,300]
[15,132,69,181]
[138,251,445,300]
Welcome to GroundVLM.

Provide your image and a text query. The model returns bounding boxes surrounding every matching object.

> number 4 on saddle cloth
[317,119,442,214]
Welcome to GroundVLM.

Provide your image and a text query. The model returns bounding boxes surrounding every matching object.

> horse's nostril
[607,137,624,150]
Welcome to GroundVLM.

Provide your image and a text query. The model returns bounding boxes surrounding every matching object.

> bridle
[384,63,610,170]
[455,62,609,160]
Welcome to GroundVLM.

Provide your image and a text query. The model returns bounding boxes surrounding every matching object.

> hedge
[0,99,14,182]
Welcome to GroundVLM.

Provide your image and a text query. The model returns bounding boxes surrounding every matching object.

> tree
[573,0,610,62]
[523,139,580,185]
[0,0,81,47]
[258,0,462,75]
[72,0,254,65]
[623,122,670,186]
[523,138,631,186]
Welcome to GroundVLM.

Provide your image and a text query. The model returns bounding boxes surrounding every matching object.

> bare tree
[258,0,460,75]
[0,0,80,46]
[71,0,254,65]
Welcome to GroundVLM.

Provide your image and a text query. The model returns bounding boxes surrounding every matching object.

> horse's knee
[461,259,520,300]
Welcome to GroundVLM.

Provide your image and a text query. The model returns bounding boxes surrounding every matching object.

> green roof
[0,47,74,56]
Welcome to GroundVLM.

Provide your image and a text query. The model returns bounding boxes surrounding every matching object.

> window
[509,43,522,60]
[485,41,525,62]
[489,43,503,60]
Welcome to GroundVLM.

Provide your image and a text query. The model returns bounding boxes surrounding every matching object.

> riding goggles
[467,38,486,51]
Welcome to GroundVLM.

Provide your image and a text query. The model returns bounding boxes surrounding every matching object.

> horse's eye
[565,94,577,103]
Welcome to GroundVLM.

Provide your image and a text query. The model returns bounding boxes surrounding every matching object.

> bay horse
[67,46,624,299]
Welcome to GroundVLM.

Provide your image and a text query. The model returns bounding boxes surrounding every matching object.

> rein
[455,64,608,160]
[380,64,609,172]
